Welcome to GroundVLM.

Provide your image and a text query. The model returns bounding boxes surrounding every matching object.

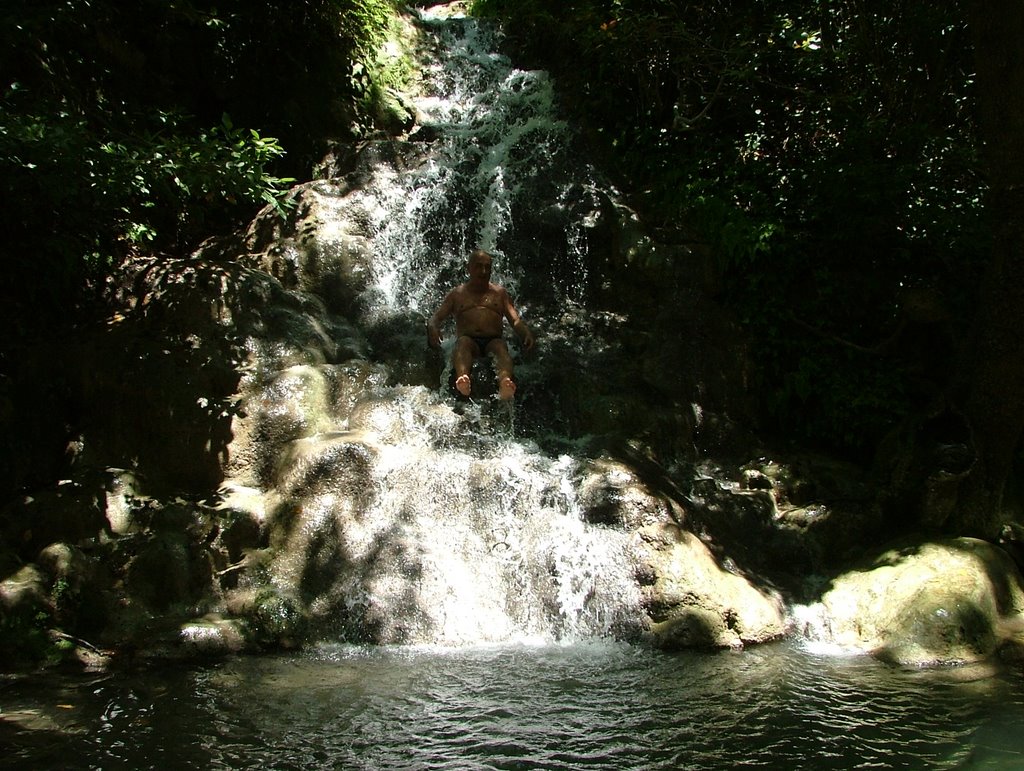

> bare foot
[455,374,471,396]
[498,376,516,401]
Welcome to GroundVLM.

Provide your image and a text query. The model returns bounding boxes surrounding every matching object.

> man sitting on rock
[426,248,535,400]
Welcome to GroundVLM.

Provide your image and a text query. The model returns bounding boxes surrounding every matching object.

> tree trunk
[952,2,1024,537]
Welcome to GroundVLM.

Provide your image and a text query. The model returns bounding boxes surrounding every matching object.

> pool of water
[3,640,1024,769]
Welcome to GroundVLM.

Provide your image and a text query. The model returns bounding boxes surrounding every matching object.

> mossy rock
[818,537,1024,665]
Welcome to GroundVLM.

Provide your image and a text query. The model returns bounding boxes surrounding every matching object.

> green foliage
[347,9,418,133]
[0,0,402,500]
[339,0,400,55]
[474,0,985,457]
[0,609,67,668]
[1,107,293,264]
[0,0,399,321]
[51,577,71,610]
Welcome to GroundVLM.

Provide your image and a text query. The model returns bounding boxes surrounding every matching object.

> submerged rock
[178,615,253,657]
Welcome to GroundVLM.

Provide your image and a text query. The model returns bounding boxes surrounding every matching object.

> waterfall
[244,7,651,647]
[270,392,645,645]
[349,9,596,323]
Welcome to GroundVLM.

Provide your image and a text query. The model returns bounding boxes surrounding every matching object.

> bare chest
[454,289,502,317]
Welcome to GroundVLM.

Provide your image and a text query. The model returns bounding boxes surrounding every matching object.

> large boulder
[637,521,788,649]
[576,457,788,649]
[810,538,1024,666]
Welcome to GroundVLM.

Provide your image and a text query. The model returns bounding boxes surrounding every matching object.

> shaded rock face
[798,538,1024,666]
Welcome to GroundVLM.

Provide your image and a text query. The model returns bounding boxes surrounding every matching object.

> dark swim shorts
[469,335,502,352]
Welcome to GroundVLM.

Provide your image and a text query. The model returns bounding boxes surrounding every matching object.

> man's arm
[502,289,535,352]
[426,291,455,349]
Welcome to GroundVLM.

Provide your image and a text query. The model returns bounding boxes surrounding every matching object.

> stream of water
[4,640,1024,769]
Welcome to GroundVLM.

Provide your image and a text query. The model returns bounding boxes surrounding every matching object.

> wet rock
[227,362,387,487]
[217,511,264,564]
[178,614,253,657]
[225,587,307,648]
[83,253,375,497]
[251,365,335,440]
[813,538,1024,666]
[638,522,787,649]
[347,386,461,444]
[104,468,148,535]
[216,483,269,536]
[270,432,377,504]
[245,180,376,316]
[998,522,1024,573]
[205,499,267,591]
[0,564,67,668]
[375,87,418,134]
[36,542,111,638]
[37,542,92,604]
[0,561,71,662]
[577,458,674,529]
[0,564,48,615]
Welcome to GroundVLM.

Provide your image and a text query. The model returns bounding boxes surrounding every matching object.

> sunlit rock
[809,538,1024,666]
[248,365,336,444]
[638,522,787,649]
[346,385,462,445]
[246,180,377,315]
[226,360,388,486]
[104,468,147,535]
[179,614,252,656]
[270,432,378,504]
[36,543,101,627]
[0,564,48,614]
[230,587,307,648]
[576,457,674,529]
[216,482,268,528]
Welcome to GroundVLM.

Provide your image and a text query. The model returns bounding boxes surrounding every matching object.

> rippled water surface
[3,641,1024,769]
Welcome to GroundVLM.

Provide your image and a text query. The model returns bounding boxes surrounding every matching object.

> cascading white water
[260,9,649,646]
[351,8,589,318]
[269,387,648,645]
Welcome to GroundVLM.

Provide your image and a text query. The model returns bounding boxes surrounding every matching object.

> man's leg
[487,340,516,400]
[453,336,480,396]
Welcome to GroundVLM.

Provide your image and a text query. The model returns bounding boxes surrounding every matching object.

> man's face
[467,254,492,284]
